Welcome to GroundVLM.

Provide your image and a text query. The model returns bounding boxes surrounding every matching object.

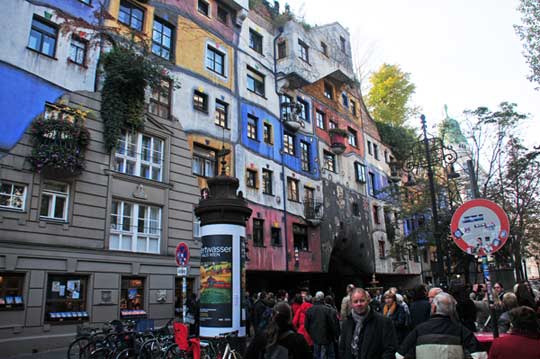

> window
[69,36,86,65]
[118,1,144,31]
[192,144,217,177]
[342,93,349,108]
[0,182,26,211]
[373,205,380,224]
[287,177,299,202]
[0,273,25,310]
[45,275,87,322]
[110,200,161,253]
[368,172,376,196]
[247,114,258,140]
[277,41,286,59]
[198,0,209,16]
[215,100,228,128]
[351,99,357,116]
[217,5,228,23]
[378,241,385,258]
[40,182,69,221]
[79,0,91,4]
[297,98,309,122]
[304,186,314,205]
[262,169,273,195]
[271,227,281,246]
[280,94,292,120]
[354,162,366,183]
[300,141,310,172]
[263,122,273,144]
[115,131,164,181]
[149,80,171,119]
[298,40,309,62]
[367,140,373,155]
[323,151,336,172]
[373,144,379,160]
[293,224,308,251]
[120,277,145,316]
[348,128,358,147]
[28,16,58,57]
[152,18,173,60]
[246,169,257,188]
[283,133,295,155]
[315,110,325,129]
[249,29,263,54]
[253,219,264,246]
[321,41,328,56]
[384,150,389,163]
[352,203,360,216]
[328,120,337,129]
[193,90,208,112]
[206,46,225,76]
[340,36,346,52]
[247,67,265,96]
[324,82,334,100]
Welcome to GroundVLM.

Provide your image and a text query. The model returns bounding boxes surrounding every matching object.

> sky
[285,0,539,146]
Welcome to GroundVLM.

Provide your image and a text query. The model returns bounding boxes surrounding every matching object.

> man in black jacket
[339,288,397,359]
[305,291,340,359]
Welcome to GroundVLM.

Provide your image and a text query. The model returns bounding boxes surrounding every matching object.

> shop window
[45,274,88,322]
[253,219,264,246]
[120,277,146,318]
[0,273,25,310]
[293,224,308,251]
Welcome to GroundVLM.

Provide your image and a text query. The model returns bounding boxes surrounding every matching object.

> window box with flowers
[28,104,91,178]
[328,127,348,154]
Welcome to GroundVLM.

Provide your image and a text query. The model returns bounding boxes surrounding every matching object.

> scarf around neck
[383,302,396,316]
[351,306,370,358]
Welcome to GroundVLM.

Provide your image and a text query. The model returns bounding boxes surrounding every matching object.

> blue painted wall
[39,0,101,25]
[366,165,390,201]
[0,63,64,152]
[240,102,320,179]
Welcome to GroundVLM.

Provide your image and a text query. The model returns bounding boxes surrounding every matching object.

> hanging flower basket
[28,116,90,177]
[329,128,348,154]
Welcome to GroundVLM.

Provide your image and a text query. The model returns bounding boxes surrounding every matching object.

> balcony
[304,199,323,226]
[329,128,348,155]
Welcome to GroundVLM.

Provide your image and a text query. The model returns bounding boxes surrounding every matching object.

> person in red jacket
[489,306,540,359]
[293,294,314,348]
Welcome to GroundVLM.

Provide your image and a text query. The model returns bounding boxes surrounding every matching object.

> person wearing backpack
[245,302,311,359]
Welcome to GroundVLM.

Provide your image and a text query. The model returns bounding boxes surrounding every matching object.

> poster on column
[240,236,246,327]
[200,234,233,327]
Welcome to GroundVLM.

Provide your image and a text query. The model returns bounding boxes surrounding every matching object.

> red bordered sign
[450,199,510,256]
[175,242,190,266]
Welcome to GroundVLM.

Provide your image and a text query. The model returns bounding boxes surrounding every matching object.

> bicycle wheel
[115,348,137,359]
[163,344,190,359]
[68,337,90,359]
[139,338,161,359]
[88,347,112,359]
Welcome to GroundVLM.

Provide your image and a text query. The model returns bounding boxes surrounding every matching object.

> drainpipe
[273,27,289,272]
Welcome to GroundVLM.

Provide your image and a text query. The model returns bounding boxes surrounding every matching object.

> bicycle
[164,329,241,359]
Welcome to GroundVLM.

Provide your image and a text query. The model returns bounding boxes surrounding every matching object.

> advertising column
[195,171,252,342]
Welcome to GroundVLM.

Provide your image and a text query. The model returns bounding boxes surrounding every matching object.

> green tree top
[366,63,418,126]
[515,0,540,88]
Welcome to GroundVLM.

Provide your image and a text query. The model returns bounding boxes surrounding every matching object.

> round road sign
[175,242,190,266]
[450,199,510,256]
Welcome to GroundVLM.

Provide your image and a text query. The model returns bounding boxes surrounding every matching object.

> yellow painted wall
[176,18,235,91]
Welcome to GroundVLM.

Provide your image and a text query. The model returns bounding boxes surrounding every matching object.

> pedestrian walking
[340,284,354,321]
[305,291,339,359]
[293,294,314,349]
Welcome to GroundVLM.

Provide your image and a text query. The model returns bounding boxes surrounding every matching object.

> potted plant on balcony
[28,108,91,178]
[328,127,348,154]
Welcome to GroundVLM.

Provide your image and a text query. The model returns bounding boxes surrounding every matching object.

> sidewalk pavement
[5,347,66,359]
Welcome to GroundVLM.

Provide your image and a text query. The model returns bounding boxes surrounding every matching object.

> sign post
[176,242,190,324]
[450,198,510,337]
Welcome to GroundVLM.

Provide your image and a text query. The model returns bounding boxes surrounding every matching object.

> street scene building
[2,0,538,356]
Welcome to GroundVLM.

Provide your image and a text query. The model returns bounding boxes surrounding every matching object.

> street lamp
[402,114,459,285]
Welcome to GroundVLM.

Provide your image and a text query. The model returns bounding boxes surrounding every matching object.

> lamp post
[402,115,459,285]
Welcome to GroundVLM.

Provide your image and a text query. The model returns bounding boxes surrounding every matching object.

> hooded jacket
[293,302,313,346]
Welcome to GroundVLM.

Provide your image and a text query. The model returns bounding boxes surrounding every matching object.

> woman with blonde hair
[382,291,409,344]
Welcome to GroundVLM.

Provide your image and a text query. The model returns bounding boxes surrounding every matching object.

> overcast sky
[285,0,539,146]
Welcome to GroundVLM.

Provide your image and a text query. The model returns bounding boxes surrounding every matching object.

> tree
[366,64,418,126]
[515,0,540,88]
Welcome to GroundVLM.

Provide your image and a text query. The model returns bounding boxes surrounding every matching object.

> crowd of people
[244,280,540,359]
